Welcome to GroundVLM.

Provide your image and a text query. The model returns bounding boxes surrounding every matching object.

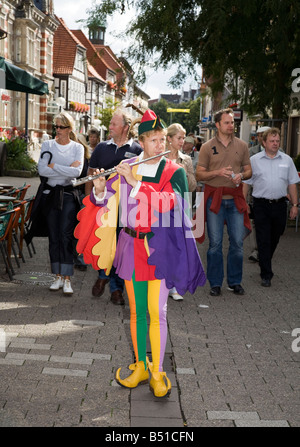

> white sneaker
[169,287,183,301]
[63,279,73,295]
[248,250,259,262]
[49,276,64,291]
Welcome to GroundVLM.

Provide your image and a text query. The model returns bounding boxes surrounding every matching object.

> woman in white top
[166,123,197,301]
[37,112,84,295]
[166,123,197,193]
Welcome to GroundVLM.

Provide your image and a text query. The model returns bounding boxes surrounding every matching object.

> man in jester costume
[75,109,206,398]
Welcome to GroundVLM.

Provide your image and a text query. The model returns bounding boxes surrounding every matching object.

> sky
[52,0,199,100]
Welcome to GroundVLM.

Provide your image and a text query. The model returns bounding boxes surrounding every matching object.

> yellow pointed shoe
[115,360,149,389]
[129,356,151,371]
[149,371,172,398]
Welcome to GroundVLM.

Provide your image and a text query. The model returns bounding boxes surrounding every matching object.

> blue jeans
[206,197,245,288]
[46,193,77,277]
[99,267,124,293]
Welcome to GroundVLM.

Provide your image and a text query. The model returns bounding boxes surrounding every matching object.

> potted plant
[4,129,37,177]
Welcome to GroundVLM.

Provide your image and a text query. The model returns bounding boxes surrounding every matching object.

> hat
[184,136,195,144]
[256,126,270,134]
[138,109,165,136]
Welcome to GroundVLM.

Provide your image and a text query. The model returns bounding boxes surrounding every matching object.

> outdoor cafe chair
[0,206,21,280]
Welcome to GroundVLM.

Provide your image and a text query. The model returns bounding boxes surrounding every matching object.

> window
[75,51,84,72]
[61,80,67,99]
[47,41,52,73]
[0,17,5,57]
[27,30,35,66]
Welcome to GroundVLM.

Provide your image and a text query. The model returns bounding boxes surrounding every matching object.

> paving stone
[235,419,289,427]
[9,342,52,350]
[49,355,93,365]
[42,367,88,377]
[70,320,104,327]
[207,411,260,420]
[72,351,111,360]
[5,353,50,362]
[131,399,182,419]
[176,368,195,375]
[0,358,24,365]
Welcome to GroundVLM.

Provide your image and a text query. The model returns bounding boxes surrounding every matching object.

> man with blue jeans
[196,108,252,296]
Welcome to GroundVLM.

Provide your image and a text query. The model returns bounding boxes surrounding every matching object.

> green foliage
[152,96,202,134]
[84,0,300,119]
[4,137,38,174]
[151,99,169,125]
[97,97,120,130]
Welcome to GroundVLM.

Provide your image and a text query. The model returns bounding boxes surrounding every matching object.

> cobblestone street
[0,177,299,428]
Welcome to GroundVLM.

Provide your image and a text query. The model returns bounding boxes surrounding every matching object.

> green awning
[0,56,48,95]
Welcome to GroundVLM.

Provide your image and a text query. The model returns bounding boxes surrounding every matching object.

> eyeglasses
[55,125,70,130]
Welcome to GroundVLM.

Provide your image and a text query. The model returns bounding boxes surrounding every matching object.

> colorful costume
[75,110,206,397]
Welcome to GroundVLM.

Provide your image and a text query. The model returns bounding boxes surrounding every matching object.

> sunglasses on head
[55,125,70,130]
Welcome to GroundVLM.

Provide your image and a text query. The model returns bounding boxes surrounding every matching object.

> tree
[151,97,202,133]
[85,0,300,118]
[97,97,120,130]
[150,99,169,125]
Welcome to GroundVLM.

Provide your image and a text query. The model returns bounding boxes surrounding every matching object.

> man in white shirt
[243,128,299,287]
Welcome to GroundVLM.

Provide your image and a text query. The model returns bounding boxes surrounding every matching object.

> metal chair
[20,196,36,257]
[0,206,21,280]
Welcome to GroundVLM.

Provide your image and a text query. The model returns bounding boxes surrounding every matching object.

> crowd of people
[29,106,299,399]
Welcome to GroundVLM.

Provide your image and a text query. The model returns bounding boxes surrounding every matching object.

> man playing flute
[75,109,206,398]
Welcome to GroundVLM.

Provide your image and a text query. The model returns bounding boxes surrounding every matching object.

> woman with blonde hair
[166,123,197,301]
[166,123,197,193]
[37,111,84,295]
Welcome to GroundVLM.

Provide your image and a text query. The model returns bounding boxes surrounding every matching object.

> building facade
[0,0,58,139]
[0,1,150,146]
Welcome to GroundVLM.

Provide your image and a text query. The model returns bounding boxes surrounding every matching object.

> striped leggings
[124,271,169,372]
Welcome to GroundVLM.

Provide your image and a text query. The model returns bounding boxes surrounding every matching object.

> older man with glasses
[85,109,143,305]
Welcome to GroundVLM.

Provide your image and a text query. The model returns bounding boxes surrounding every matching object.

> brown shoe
[92,278,109,297]
[111,290,125,305]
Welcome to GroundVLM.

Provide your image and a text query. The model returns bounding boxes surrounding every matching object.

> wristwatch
[240,173,244,180]
[292,203,298,207]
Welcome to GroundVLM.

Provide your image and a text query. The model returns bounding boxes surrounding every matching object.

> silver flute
[71,150,171,187]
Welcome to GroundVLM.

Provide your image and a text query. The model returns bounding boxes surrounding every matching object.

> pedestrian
[250,126,270,157]
[196,107,252,297]
[87,127,100,155]
[166,125,197,192]
[166,123,197,301]
[182,135,199,168]
[41,131,50,142]
[247,126,270,262]
[37,112,84,295]
[75,109,206,398]
[85,109,143,305]
[243,127,299,287]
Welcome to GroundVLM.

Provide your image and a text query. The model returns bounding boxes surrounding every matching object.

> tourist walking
[196,108,252,297]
